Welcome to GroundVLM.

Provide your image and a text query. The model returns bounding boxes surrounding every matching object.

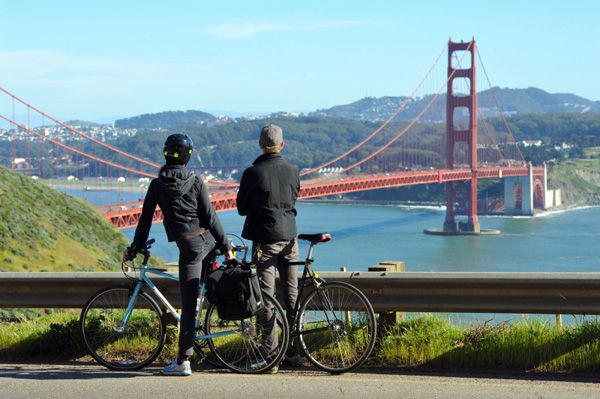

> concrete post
[368,261,405,332]
[503,174,534,216]
[543,162,548,210]
[525,162,534,215]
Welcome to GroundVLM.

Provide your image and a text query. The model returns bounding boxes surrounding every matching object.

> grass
[377,315,600,372]
[2,313,600,372]
[0,311,85,360]
[548,158,600,201]
[0,166,130,271]
[0,310,178,362]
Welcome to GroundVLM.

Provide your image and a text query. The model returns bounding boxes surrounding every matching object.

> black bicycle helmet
[163,133,193,165]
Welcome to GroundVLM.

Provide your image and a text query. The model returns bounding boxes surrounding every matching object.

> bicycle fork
[115,281,143,333]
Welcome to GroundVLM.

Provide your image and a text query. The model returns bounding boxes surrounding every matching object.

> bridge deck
[103,166,544,229]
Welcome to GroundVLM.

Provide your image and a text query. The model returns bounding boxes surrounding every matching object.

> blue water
[120,202,600,275]
[62,187,144,207]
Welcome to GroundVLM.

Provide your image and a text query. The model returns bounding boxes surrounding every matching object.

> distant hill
[310,87,600,122]
[115,110,218,129]
[0,166,128,271]
[109,87,599,128]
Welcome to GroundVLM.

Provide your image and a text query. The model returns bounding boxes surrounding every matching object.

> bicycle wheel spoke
[298,282,376,373]
[206,292,289,373]
[80,287,165,370]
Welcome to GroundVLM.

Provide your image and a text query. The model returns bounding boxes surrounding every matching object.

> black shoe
[282,354,303,367]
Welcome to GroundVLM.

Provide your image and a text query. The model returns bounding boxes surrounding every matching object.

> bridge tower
[443,39,480,233]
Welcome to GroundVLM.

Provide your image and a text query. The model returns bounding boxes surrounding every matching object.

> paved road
[0,362,598,399]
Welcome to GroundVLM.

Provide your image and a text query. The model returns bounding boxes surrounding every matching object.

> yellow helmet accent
[174,152,179,158]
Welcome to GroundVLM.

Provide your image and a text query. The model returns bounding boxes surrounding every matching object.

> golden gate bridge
[0,39,546,234]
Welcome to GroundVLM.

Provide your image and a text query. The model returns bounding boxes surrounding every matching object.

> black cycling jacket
[236,153,300,243]
[132,165,231,252]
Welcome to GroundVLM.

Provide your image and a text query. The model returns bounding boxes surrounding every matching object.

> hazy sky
[1,0,598,121]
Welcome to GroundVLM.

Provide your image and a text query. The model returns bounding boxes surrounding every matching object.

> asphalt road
[0,362,598,399]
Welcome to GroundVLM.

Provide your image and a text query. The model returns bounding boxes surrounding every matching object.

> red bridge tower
[443,39,480,233]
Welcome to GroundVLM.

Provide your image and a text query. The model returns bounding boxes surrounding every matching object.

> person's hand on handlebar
[122,244,138,262]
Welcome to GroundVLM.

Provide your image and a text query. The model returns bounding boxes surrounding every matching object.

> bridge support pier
[503,164,534,216]
[424,39,498,236]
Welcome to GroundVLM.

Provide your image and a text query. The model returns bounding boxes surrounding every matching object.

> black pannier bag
[206,265,264,320]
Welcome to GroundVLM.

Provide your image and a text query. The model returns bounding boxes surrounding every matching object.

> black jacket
[133,165,230,252]
[237,153,300,243]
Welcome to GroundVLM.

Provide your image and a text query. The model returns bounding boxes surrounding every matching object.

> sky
[1,0,599,122]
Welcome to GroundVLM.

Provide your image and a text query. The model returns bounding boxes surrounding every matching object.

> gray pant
[253,239,298,356]
[176,232,216,359]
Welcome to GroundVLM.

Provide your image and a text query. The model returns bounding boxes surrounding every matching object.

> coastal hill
[0,166,128,271]
[109,87,600,129]
[311,87,600,122]
[115,110,217,129]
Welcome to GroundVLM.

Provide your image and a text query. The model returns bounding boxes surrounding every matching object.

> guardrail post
[556,314,562,327]
[368,261,405,332]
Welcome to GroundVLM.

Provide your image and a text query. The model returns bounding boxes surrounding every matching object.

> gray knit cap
[259,124,283,148]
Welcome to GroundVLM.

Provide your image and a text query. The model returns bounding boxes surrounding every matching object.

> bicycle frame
[119,265,238,341]
[286,242,336,339]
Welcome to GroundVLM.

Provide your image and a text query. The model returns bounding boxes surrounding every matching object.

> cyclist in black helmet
[123,133,233,376]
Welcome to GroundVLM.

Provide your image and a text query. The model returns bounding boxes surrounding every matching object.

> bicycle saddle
[297,233,332,244]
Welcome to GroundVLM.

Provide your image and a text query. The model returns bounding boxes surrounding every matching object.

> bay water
[121,202,600,274]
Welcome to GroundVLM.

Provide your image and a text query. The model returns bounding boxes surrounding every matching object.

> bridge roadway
[104,166,544,229]
[1,362,597,399]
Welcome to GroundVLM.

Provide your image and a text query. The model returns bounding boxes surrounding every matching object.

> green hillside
[0,166,128,271]
[547,159,600,206]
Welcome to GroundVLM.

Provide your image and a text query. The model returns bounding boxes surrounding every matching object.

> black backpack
[206,264,264,321]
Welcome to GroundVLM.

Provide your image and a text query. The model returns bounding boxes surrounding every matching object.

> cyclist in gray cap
[236,124,302,373]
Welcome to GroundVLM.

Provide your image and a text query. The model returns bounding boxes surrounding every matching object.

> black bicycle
[285,233,377,373]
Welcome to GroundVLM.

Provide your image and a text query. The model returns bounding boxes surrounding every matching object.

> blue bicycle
[79,238,289,373]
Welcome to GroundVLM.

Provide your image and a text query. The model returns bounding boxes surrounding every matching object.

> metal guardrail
[2,272,600,314]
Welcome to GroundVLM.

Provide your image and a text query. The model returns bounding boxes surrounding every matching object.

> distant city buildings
[0,124,138,143]
[521,140,542,147]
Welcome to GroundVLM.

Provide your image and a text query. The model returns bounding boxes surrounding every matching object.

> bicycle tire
[205,291,289,373]
[80,286,166,371]
[297,281,377,373]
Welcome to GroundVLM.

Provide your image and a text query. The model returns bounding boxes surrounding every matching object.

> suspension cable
[300,42,448,177]
[476,48,526,162]
[340,42,474,173]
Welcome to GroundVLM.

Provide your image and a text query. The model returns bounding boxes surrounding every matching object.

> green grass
[377,315,600,372]
[0,166,130,271]
[3,313,600,372]
[0,310,178,362]
[0,311,85,359]
[549,158,600,193]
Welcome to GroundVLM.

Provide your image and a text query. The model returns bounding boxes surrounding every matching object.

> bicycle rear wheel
[80,286,166,370]
[297,281,377,373]
[205,292,289,373]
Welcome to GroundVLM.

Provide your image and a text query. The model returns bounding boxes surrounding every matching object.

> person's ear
[280,141,285,150]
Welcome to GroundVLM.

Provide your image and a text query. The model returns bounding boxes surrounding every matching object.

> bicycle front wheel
[80,286,166,370]
[297,281,377,373]
[205,292,289,373]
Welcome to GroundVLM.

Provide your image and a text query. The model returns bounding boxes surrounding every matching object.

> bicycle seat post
[306,243,316,264]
